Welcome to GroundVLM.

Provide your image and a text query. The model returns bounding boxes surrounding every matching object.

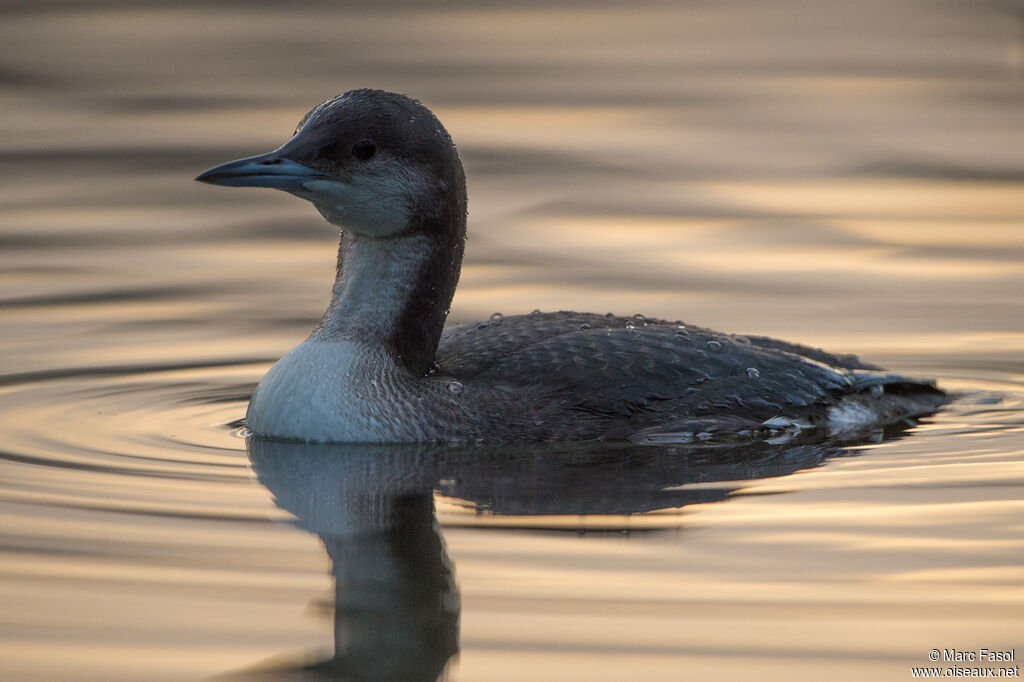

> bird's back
[435,312,944,441]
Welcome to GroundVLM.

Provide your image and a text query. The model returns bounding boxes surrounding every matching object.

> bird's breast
[245,340,412,442]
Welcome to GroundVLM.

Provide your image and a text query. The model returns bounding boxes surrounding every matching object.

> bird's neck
[313,225,464,376]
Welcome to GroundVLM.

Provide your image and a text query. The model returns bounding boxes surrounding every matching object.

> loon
[196,88,945,443]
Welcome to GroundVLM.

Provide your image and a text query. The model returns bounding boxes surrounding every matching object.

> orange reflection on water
[701,180,1024,219]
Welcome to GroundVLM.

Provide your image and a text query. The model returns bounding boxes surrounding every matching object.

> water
[1,1,1023,680]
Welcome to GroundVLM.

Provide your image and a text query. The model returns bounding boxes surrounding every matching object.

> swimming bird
[196,89,945,443]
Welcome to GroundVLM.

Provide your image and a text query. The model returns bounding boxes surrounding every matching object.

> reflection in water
[240,442,457,682]
[235,423,920,680]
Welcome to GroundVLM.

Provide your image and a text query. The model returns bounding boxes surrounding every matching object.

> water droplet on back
[447,381,464,396]
[746,367,761,379]
[706,340,722,352]
[579,323,591,329]
[734,335,752,346]
[624,320,636,329]
[489,312,504,321]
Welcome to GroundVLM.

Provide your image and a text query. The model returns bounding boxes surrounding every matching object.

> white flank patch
[827,399,878,428]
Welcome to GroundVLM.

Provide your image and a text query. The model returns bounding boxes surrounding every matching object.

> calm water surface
[1,1,1023,680]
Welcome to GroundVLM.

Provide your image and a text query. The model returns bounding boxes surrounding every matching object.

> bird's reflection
[227,423,920,681]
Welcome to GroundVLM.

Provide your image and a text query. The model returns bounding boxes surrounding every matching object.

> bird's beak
[195,151,327,191]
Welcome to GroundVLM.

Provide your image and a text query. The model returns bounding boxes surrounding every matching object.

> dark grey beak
[195,151,326,191]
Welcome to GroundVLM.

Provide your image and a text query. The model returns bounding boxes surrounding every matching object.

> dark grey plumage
[436,311,945,441]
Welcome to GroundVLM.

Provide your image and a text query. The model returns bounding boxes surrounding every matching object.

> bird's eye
[351,139,376,161]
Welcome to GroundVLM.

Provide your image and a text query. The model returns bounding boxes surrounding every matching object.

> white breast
[245,340,422,442]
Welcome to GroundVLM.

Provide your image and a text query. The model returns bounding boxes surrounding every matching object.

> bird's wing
[436,313,870,426]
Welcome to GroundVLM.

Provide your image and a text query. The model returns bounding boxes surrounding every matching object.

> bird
[196,88,945,444]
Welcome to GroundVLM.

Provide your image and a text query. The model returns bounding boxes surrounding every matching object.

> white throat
[313,231,434,343]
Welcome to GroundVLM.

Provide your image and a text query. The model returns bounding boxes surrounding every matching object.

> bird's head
[196,89,466,239]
